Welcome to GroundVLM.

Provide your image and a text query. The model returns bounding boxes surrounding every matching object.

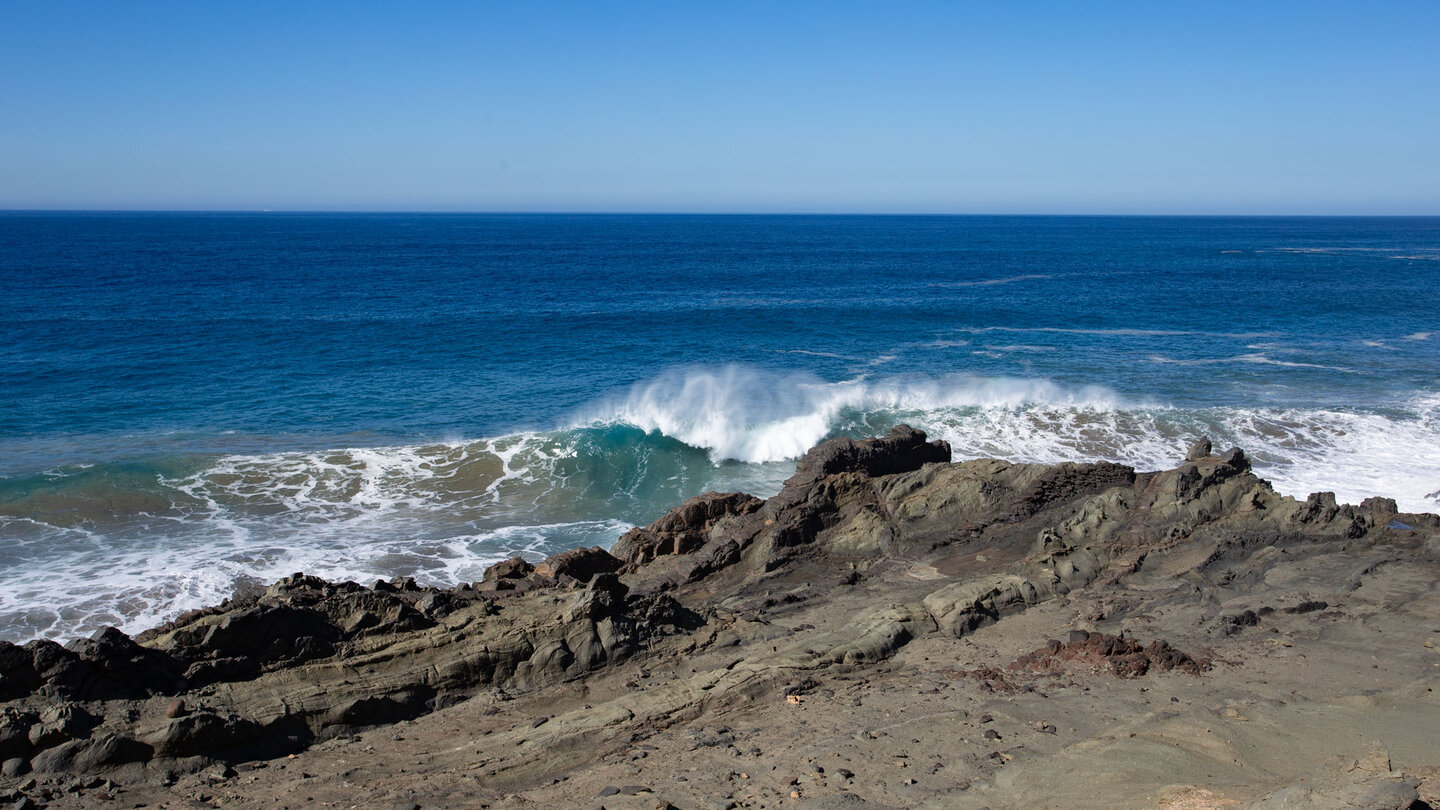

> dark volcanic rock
[175,603,338,669]
[0,643,40,702]
[26,704,98,751]
[64,626,185,698]
[481,556,535,585]
[183,656,262,687]
[785,425,951,488]
[1186,437,1213,461]
[0,426,1430,790]
[0,708,39,759]
[534,546,623,583]
[613,492,764,568]
[149,711,266,759]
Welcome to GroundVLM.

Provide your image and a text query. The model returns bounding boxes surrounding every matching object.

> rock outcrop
[3,427,1438,809]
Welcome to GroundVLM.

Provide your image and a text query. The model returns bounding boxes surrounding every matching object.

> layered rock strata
[2,425,1437,809]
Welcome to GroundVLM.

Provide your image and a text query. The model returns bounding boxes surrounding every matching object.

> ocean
[2,213,1437,643]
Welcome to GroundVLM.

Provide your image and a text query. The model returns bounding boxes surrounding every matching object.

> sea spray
[3,213,1437,644]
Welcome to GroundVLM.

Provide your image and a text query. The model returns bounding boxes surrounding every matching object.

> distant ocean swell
[2,367,1438,643]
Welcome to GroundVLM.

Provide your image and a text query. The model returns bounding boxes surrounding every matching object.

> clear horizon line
[3,208,1439,218]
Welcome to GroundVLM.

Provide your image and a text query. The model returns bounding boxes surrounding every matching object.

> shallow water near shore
[2,213,1438,642]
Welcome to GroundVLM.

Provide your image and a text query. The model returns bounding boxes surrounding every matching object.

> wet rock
[1186,437,1213,461]
[1174,447,1251,501]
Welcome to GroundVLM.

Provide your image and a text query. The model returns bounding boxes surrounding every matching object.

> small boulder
[1,756,29,777]
[481,557,535,583]
[534,546,622,583]
[1186,437,1213,461]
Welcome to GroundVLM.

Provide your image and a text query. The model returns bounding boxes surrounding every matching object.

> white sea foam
[583,367,1440,515]
[1147,353,1354,372]
[5,368,1437,644]
[984,345,1058,353]
[911,394,1440,516]
[958,326,1279,339]
[928,274,1054,288]
[0,514,636,642]
[582,365,1128,464]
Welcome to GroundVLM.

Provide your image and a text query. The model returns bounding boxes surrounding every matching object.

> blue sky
[2,2,1437,213]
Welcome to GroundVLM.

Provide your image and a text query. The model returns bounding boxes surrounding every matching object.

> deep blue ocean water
[2,213,1438,642]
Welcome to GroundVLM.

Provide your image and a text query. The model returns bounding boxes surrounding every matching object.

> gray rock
[1,756,28,777]
[29,733,151,773]
[1186,437,1213,461]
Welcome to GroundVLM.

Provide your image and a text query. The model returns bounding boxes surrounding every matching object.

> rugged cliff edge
[3,427,1439,809]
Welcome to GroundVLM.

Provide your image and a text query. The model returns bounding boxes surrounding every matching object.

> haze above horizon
[3,2,1438,215]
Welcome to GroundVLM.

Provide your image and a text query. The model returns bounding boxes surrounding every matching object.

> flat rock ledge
[3,425,1439,809]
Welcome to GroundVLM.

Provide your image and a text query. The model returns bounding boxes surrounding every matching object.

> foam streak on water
[3,369,1437,644]
[2,213,1438,644]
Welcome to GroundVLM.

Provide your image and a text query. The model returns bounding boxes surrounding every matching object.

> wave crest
[580,365,1128,463]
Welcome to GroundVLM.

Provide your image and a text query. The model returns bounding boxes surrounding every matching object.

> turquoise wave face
[4,381,1438,643]
[1,214,1438,641]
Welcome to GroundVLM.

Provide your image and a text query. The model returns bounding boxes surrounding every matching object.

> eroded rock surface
[3,426,1439,809]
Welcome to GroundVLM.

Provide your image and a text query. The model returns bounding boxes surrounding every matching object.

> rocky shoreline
[3,427,1439,809]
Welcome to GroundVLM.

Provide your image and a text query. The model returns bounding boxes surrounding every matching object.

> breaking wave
[2,366,1437,643]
